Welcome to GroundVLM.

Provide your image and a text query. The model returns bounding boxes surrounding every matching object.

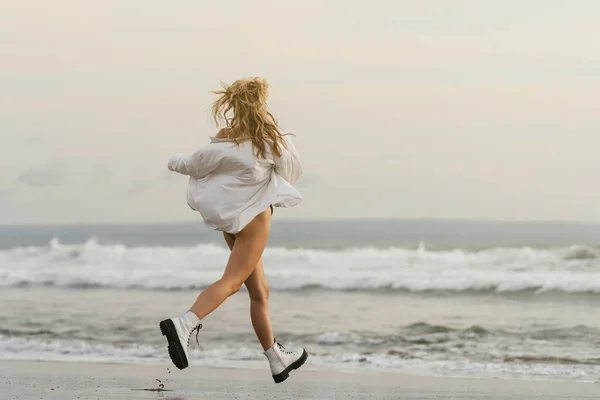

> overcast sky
[1,0,600,225]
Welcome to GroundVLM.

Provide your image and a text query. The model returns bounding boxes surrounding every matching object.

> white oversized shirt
[167,134,303,233]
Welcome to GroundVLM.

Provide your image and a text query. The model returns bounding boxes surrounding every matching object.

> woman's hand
[167,153,186,171]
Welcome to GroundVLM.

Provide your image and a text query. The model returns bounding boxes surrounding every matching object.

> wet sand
[1,360,599,399]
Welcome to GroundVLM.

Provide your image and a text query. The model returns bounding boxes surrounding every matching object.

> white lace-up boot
[159,311,202,369]
[263,339,308,383]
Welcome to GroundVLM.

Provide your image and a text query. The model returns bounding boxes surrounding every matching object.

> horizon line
[2,217,600,229]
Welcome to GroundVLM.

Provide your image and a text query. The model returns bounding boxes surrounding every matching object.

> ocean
[1,219,600,382]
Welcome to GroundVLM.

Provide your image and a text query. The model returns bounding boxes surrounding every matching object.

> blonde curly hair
[210,77,289,159]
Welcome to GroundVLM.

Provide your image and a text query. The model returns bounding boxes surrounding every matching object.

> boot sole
[272,349,308,384]
[159,319,188,370]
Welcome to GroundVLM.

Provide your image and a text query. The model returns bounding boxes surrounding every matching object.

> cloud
[24,135,42,143]
[1,133,42,147]
[0,188,9,203]
[17,169,65,187]
[16,135,42,144]
[295,174,321,189]
[126,182,152,195]
[163,170,188,186]
[90,165,111,184]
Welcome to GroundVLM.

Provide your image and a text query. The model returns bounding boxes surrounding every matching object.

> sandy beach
[1,360,598,400]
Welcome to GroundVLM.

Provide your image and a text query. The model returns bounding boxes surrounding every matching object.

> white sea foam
[1,238,600,294]
[2,335,598,381]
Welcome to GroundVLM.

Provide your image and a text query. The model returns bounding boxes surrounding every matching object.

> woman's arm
[167,147,220,179]
[273,134,303,186]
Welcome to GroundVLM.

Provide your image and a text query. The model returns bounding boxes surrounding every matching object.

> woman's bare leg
[188,208,271,320]
[245,261,275,350]
[223,232,275,351]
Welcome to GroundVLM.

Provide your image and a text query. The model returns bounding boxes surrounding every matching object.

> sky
[1,0,600,225]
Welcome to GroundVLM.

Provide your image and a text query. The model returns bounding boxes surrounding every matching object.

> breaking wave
[1,238,600,295]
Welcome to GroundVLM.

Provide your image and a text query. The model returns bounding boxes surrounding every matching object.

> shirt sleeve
[167,147,221,179]
[273,134,303,186]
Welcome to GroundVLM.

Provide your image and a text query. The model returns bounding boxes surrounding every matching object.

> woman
[160,77,307,384]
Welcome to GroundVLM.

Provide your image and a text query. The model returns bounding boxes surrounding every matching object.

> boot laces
[277,342,294,355]
[187,323,203,347]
